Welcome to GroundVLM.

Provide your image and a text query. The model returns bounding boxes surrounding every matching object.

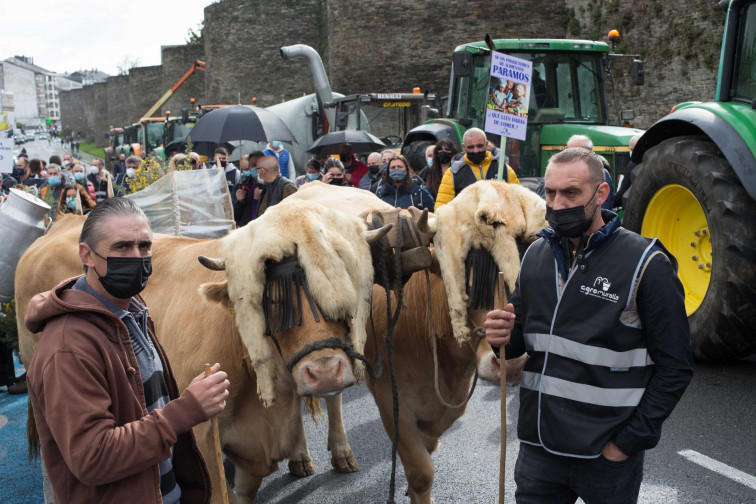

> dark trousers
[0,335,16,387]
[514,443,644,504]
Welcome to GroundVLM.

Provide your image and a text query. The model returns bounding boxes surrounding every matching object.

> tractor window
[450,53,493,128]
[145,122,164,150]
[733,3,756,101]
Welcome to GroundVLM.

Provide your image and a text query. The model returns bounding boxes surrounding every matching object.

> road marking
[678,449,756,490]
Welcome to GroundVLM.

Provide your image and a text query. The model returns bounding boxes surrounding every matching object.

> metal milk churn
[0,188,51,302]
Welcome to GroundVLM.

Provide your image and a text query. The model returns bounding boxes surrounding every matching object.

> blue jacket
[377,180,435,210]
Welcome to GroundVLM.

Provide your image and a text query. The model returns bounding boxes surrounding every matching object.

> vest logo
[580,276,620,303]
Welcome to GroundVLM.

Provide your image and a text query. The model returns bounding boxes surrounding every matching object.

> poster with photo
[484,52,532,141]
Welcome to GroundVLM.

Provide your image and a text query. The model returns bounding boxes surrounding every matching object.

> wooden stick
[204,363,229,504]
[497,272,508,504]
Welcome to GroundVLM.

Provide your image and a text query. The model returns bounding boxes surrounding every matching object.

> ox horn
[366,223,393,244]
[411,207,437,235]
[198,256,226,271]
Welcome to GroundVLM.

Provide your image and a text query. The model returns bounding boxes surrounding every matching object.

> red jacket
[26,277,211,503]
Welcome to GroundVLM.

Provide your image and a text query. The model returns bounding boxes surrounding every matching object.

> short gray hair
[79,198,148,248]
[463,127,487,144]
[547,147,604,186]
[125,155,141,166]
[566,134,593,150]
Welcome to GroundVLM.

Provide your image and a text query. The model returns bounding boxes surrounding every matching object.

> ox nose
[297,355,356,396]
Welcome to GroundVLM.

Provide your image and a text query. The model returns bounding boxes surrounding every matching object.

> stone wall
[59,0,727,142]
[202,0,328,106]
[92,83,109,148]
[326,0,567,98]
[106,75,129,133]
[59,87,85,139]
[127,65,163,124]
[563,0,726,127]
[161,44,207,115]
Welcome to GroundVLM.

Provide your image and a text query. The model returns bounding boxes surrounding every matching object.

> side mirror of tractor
[633,59,645,86]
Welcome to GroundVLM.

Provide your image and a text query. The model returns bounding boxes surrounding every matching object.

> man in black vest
[485,148,693,504]
[256,156,297,217]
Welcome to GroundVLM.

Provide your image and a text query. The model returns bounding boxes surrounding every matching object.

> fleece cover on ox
[213,199,374,407]
[433,181,547,345]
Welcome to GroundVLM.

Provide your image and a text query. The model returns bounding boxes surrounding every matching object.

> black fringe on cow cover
[262,255,323,336]
[465,247,499,310]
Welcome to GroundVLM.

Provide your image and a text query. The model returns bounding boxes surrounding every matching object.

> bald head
[566,135,593,151]
[258,155,281,183]
[629,134,642,151]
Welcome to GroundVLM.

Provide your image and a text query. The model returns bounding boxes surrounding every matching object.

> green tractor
[624,0,756,361]
[402,35,644,180]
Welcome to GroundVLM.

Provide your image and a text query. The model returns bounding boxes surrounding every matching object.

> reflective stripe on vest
[524,333,655,368]
[521,371,646,408]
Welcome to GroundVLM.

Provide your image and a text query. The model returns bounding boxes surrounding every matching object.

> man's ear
[79,242,96,270]
[598,181,610,205]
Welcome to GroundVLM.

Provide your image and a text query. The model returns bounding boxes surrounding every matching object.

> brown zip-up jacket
[26,277,211,503]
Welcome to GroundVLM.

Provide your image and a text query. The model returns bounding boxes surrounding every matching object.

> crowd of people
[1,128,690,504]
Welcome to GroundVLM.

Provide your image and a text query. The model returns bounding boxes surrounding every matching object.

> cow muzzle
[292,349,356,396]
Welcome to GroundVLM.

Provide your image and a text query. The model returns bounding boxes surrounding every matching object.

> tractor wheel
[402,140,433,173]
[624,136,756,361]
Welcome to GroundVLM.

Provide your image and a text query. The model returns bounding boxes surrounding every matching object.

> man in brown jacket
[26,198,229,503]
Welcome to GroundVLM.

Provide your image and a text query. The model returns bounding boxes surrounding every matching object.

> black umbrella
[188,105,295,145]
[164,135,234,158]
[307,130,386,156]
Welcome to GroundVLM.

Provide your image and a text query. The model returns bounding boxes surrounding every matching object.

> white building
[0,56,85,129]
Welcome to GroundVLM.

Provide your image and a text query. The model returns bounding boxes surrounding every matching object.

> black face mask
[466,150,487,165]
[545,185,601,238]
[13,167,25,177]
[339,153,351,164]
[368,164,381,175]
[219,160,228,168]
[436,151,453,164]
[329,177,344,185]
[94,252,152,299]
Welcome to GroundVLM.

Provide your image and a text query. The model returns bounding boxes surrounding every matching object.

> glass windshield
[449,50,605,124]
[145,122,164,150]
[733,2,756,101]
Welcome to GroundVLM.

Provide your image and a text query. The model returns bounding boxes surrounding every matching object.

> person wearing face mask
[87,158,110,203]
[434,128,519,211]
[70,163,97,202]
[256,155,297,217]
[320,158,350,188]
[25,198,226,504]
[295,159,323,188]
[45,164,66,216]
[357,152,384,194]
[233,151,265,226]
[57,184,95,216]
[337,143,369,188]
[484,148,693,504]
[417,139,458,200]
[119,156,141,195]
[208,147,240,193]
[263,140,295,180]
[566,134,615,210]
[14,156,31,184]
[376,155,434,211]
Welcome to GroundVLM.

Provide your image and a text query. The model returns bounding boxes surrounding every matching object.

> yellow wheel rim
[641,184,711,316]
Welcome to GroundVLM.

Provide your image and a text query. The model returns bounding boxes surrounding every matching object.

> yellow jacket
[434,150,519,210]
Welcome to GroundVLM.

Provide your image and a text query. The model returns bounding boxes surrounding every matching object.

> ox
[290,180,544,502]
[16,201,391,504]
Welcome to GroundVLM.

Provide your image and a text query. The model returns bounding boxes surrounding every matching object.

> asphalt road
[249,356,756,504]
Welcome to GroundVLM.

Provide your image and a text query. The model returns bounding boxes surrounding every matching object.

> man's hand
[253,187,262,200]
[484,303,516,348]
[602,440,629,462]
[186,363,229,418]
[235,188,245,202]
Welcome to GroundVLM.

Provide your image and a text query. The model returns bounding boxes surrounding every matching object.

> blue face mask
[306,172,320,180]
[389,169,406,182]
[74,172,85,181]
[427,157,433,167]
[48,176,61,187]
[271,141,281,149]
[243,168,258,179]
[65,197,77,210]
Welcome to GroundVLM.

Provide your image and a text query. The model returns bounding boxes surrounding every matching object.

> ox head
[198,201,391,407]
[432,181,547,347]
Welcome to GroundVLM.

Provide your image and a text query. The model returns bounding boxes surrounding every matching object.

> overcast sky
[3,0,213,76]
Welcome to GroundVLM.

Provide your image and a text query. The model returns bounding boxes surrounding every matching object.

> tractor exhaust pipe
[280,44,334,105]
